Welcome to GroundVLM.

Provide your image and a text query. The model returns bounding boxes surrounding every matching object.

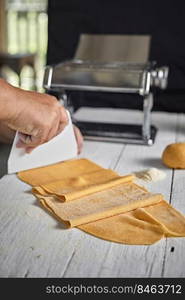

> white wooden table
[0,108,185,278]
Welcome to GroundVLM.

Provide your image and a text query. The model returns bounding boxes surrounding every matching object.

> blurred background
[0,0,185,112]
[0,0,47,91]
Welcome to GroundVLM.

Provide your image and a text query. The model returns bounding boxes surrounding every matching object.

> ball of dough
[162,143,185,169]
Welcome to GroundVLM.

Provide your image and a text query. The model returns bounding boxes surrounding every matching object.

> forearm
[0,78,16,122]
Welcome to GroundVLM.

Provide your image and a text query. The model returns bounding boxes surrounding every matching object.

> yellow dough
[33,169,134,202]
[18,158,102,186]
[18,158,185,245]
[162,143,185,168]
[36,183,162,228]
[79,201,185,245]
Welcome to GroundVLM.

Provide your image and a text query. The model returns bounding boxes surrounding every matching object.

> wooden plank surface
[163,113,185,277]
[65,109,178,278]
[0,108,185,278]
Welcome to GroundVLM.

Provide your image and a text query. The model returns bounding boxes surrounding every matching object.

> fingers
[16,133,32,146]
[16,121,84,156]
[16,132,47,148]
[60,106,69,125]
[73,125,84,154]
[25,146,35,153]
[46,107,69,141]
[16,106,69,152]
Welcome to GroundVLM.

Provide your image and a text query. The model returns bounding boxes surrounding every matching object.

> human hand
[73,124,84,154]
[0,122,84,154]
[0,79,68,153]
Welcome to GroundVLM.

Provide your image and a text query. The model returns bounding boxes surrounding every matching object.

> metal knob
[151,66,169,89]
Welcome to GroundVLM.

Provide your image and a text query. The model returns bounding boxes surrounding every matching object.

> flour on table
[133,168,166,182]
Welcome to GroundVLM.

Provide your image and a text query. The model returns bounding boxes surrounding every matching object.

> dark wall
[47,0,185,112]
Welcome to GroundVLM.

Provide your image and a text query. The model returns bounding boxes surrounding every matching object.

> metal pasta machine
[43,34,169,145]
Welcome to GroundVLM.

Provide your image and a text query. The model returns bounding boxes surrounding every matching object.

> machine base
[76,121,157,146]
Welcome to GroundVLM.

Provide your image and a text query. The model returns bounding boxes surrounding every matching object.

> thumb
[16,133,32,147]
